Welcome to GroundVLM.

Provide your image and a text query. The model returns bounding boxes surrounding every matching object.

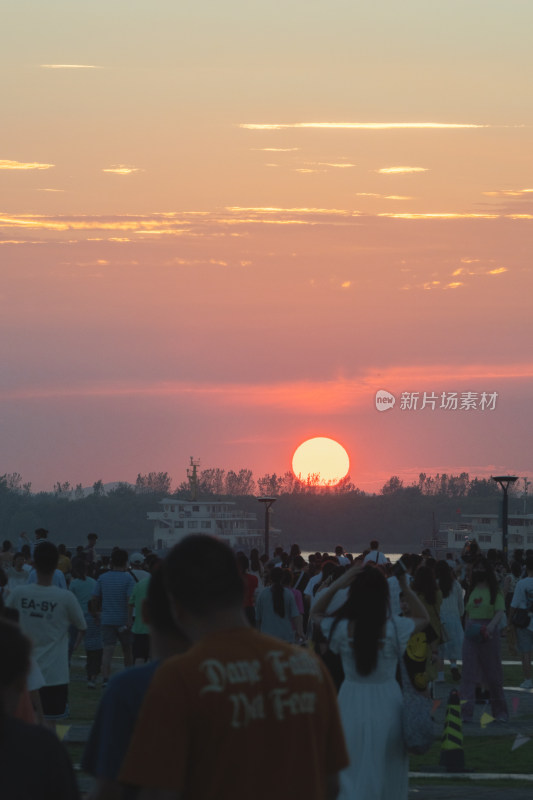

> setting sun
[292,437,350,486]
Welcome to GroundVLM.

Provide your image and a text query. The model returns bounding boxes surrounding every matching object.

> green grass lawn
[69,673,101,725]
[65,648,533,787]
[410,736,533,776]
[409,645,533,777]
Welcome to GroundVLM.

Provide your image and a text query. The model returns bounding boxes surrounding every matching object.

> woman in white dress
[435,560,464,681]
[312,563,429,800]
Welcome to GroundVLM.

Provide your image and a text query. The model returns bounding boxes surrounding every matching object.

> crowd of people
[0,529,532,799]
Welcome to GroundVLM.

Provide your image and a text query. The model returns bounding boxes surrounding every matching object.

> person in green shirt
[129,577,151,664]
[460,557,508,723]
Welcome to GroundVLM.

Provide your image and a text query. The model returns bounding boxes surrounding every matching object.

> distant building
[439,513,533,551]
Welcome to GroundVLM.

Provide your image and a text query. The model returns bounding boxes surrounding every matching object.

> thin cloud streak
[483,189,533,197]
[0,208,530,237]
[2,363,531,411]
[240,122,491,130]
[316,162,356,168]
[0,379,362,412]
[355,193,413,200]
[363,364,533,389]
[102,165,142,175]
[379,212,501,219]
[294,168,325,173]
[40,64,103,70]
[377,167,428,174]
[452,265,507,278]
[399,265,507,290]
[225,206,352,215]
[0,160,54,170]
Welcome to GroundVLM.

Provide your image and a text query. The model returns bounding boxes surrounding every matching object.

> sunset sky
[1,1,532,494]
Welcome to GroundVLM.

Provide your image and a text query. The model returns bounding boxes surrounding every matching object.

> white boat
[149,459,280,553]
[439,513,533,552]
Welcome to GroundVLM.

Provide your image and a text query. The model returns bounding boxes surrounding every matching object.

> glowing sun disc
[292,437,350,486]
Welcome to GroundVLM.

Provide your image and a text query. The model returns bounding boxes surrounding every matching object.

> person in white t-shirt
[363,540,389,566]
[19,527,52,558]
[84,532,99,565]
[335,545,351,566]
[5,553,30,595]
[304,560,338,604]
[6,541,86,725]
[129,553,151,583]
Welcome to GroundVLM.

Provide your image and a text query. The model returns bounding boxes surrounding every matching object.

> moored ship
[438,513,533,552]
[149,459,280,553]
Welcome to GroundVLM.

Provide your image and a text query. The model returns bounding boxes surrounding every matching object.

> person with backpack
[363,540,389,567]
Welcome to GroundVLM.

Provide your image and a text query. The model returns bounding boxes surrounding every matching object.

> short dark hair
[33,541,59,574]
[526,555,533,572]
[111,548,129,568]
[145,564,188,639]
[321,560,338,580]
[35,528,49,539]
[236,552,249,572]
[164,535,244,615]
[370,540,379,550]
[71,557,87,579]
[0,619,31,688]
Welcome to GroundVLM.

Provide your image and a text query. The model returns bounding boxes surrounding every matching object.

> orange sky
[1,2,532,493]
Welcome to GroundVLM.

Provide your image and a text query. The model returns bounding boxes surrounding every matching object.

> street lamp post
[491,475,519,561]
[257,496,277,558]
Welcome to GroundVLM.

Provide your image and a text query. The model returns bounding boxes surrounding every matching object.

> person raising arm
[312,562,429,633]
[311,562,429,800]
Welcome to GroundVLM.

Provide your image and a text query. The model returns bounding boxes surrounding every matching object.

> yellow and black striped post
[439,688,465,772]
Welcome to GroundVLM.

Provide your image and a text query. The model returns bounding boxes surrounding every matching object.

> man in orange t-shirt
[120,535,348,800]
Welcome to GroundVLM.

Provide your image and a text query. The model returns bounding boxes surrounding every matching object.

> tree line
[0,468,524,553]
[2,468,516,501]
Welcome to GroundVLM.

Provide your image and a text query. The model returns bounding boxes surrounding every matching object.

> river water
[302,551,403,563]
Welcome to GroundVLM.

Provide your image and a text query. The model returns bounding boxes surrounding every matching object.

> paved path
[409,786,533,799]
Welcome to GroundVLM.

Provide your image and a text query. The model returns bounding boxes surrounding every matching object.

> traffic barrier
[439,688,465,772]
